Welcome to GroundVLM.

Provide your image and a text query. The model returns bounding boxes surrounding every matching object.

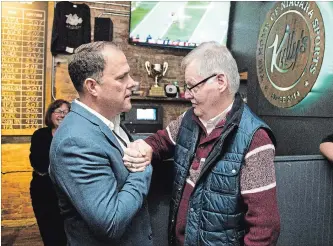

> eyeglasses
[53,109,69,116]
[185,74,217,93]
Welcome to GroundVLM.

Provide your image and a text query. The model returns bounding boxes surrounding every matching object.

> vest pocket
[209,161,241,194]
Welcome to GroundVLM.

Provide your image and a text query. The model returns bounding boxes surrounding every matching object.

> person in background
[29,99,70,246]
[48,41,153,246]
[320,134,333,162]
[123,41,281,245]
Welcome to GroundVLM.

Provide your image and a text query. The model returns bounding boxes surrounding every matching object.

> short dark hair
[68,41,119,93]
[45,99,71,128]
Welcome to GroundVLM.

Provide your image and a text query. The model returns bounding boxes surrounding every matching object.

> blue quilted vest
[169,94,275,246]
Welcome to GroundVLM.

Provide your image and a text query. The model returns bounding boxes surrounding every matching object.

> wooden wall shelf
[131,96,191,103]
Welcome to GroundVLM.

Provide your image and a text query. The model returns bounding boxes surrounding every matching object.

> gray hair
[68,41,119,93]
[181,41,240,95]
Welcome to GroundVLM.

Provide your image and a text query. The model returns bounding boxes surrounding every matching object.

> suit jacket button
[148,233,153,240]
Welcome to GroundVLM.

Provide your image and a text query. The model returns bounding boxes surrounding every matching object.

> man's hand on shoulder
[123,139,153,172]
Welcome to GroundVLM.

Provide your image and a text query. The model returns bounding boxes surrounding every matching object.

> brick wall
[55,1,189,103]
[86,1,189,90]
[55,1,191,122]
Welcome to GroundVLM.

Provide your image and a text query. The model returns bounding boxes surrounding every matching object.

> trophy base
[148,86,166,97]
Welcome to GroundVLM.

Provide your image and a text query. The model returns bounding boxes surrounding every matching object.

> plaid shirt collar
[192,100,234,135]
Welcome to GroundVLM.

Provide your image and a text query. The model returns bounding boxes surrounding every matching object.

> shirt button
[172,219,175,223]
[178,187,181,191]
[231,169,236,174]
[190,208,194,212]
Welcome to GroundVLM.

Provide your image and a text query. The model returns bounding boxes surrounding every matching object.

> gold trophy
[145,61,168,97]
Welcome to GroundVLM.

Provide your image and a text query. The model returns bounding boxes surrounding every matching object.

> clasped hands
[123,139,153,172]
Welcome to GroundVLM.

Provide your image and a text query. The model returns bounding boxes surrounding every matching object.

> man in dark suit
[49,41,153,245]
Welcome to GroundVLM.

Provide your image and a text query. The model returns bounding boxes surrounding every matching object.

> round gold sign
[256,2,325,108]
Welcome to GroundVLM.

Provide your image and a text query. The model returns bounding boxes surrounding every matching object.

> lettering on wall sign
[256,1,325,108]
[1,2,47,135]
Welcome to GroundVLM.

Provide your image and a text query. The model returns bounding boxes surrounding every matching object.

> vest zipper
[195,123,236,184]
[182,123,235,245]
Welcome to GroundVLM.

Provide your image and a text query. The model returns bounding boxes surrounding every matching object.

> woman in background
[29,99,70,246]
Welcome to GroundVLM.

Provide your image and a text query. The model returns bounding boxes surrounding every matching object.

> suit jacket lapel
[71,101,124,156]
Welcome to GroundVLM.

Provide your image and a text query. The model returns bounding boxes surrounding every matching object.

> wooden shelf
[131,96,191,103]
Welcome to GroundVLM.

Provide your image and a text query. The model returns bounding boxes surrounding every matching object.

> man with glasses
[123,41,280,245]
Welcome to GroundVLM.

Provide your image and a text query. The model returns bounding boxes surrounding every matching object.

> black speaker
[94,18,113,41]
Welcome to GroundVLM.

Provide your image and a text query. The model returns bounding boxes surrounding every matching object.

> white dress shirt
[199,100,234,135]
[75,99,130,150]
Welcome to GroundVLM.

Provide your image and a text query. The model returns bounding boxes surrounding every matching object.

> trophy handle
[162,62,168,76]
[145,61,151,76]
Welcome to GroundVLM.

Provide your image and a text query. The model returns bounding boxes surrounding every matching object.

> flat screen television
[129,1,231,49]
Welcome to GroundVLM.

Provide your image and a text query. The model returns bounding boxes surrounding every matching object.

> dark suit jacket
[49,101,153,246]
